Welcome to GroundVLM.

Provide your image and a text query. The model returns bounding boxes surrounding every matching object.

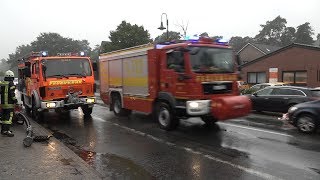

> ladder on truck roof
[100,43,154,59]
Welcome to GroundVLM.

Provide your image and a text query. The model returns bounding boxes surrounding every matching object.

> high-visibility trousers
[1,108,13,126]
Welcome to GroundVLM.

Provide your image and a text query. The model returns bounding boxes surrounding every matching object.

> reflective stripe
[4,84,8,105]
[10,86,16,90]
[2,104,14,109]
[2,112,13,125]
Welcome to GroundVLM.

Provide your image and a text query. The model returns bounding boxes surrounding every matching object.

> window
[283,71,307,86]
[167,51,185,72]
[256,88,273,96]
[271,88,304,96]
[35,62,39,74]
[247,72,266,84]
[32,63,36,74]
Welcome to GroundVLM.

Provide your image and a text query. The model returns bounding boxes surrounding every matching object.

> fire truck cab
[18,51,96,121]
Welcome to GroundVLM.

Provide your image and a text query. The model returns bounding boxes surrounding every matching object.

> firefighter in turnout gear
[0,70,17,137]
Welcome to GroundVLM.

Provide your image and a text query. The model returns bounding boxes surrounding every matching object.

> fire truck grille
[62,87,83,95]
[202,82,233,95]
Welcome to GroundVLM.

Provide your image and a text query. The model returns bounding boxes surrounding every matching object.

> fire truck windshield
[188,47,234,73]
[42,58,92,78]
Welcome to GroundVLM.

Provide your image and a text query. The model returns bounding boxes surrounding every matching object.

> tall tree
[295,22,314,45]
[254,16,287,46]
[280,27,296,46]
[199,32,209,37]
[229,36,254,52]
[102,21,152,53]
[6,33,92,69]
[7,44,33,69]
[211,35,223,41]
[89,44,100,62]
[175,20,189,39]
[315,33,320,46]
[154,31,181,43]
[31,32,91,56]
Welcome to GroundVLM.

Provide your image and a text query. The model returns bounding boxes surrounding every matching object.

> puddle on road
[81,151,155,179]
[52,130,154,179]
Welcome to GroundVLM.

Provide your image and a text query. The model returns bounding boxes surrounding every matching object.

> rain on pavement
[24,100,320,180]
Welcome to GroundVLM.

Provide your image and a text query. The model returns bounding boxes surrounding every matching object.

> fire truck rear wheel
[112,94,131,117]
[155,102,179,131]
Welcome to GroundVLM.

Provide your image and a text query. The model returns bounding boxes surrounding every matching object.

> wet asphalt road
[36,104,320,180]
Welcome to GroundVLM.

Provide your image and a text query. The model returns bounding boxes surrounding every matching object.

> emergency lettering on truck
[99,37,252,130]
[18,51,96,121]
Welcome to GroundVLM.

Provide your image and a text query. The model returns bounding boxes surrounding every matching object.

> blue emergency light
[41,51,48,57]
[80,51,85,56]
[215,38,229,45]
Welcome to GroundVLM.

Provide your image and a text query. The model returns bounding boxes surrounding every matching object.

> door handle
[264,98,269,100]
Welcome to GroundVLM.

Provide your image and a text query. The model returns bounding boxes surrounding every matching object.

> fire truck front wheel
[31,99,43,122]
[112,94,131,117]
[155,102,179,131]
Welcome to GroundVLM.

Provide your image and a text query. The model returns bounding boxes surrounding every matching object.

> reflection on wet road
[38,104,320,180]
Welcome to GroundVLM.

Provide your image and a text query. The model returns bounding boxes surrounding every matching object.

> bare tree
[175,20,189,39]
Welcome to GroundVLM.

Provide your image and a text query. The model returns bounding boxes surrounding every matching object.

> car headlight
[288,106,298,113]
[46,102,56,108]
[86,98,95,103]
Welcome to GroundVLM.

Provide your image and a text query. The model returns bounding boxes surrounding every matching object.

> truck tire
[155,102,179,131]
[296,114,317,133]
[32,98,43,122]
[112,94,131,117]
[83,107,93,117]
[22,95,31,115]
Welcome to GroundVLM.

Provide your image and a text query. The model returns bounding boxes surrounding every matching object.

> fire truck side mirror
[236,54,241,71]
[92,62,97,71]
[24,67,31,77]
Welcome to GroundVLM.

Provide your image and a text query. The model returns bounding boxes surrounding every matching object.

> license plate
[213,85,226,90]
[48,109,55,113]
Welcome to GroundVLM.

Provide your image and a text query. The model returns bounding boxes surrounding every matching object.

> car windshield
[188,47,234,73]
[42,58,92,78]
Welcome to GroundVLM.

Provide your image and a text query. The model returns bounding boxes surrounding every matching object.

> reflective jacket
[0,81,17,109]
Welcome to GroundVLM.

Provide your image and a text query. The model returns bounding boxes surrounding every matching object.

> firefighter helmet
[4,70,14,78]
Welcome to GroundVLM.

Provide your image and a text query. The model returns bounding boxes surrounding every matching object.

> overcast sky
[0,0,319,59]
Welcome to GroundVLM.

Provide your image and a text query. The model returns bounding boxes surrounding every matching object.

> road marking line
[219,122,293,137]
[92,115,282,180]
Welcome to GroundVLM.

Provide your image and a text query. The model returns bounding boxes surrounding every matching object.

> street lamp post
[158,13,169,41]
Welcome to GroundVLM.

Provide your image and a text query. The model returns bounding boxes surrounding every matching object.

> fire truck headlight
[186,100,211,115]
[46,102,56,108]
[189,102,199,108]
[86,98,95,103]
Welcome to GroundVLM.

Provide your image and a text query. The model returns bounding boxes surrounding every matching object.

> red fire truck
[18,51,96,121]
[99,37,251,130]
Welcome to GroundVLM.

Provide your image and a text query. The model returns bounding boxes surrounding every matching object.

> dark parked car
[284,100,320,133]
[249,86,320,113]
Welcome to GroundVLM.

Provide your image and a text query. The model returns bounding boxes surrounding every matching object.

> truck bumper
[185,96,252,121]
[39,97,96,112]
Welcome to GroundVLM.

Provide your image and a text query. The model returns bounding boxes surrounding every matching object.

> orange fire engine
[18,51,96,121]
[99,37,252,130]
